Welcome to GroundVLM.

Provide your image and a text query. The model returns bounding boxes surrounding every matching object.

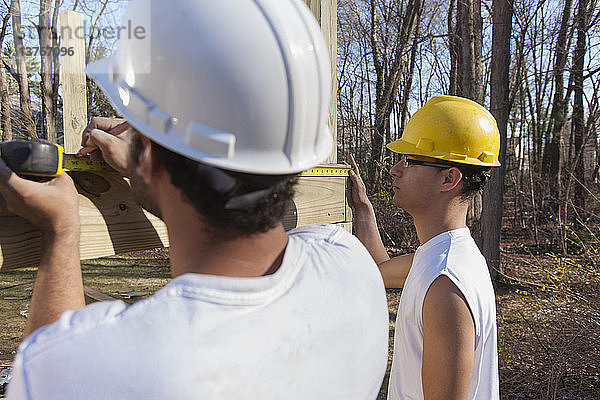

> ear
[135,136,161,185]
[440,167,463,192]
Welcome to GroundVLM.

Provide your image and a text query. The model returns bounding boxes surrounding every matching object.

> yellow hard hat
[386,95,501,167]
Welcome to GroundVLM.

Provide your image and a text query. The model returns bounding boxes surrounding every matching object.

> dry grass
[0,248,171,366]
[0,268,35,364]
[497,249,600,399]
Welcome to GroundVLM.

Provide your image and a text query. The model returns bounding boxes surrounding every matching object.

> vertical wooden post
[59,10,87,153]
[305,0,337,163]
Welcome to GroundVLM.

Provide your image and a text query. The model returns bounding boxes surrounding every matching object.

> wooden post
[59,10,87,153]
[305,0,337,163]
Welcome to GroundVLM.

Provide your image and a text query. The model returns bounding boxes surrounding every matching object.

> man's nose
[390,161,403,177]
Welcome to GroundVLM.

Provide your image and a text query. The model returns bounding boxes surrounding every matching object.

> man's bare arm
[0,160,84,337]
[377,253,414,289]
[422,275,475,400]
[348,155,389,264]
[348,155,413,288]
[24,230,83,336]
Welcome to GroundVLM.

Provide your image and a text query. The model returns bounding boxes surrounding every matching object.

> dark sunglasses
[398,155,454,169]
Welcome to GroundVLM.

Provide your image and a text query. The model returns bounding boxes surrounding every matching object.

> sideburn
[127,128,163,219]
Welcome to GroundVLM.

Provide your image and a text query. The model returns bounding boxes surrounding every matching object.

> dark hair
[130,130,297,234]
[454,163,492,200]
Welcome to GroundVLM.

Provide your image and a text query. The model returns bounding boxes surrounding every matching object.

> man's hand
[346,154,390,266]
[0,158,79,235]
[78,117,130,175]
[348,154,373,212]
[0,158,84,336]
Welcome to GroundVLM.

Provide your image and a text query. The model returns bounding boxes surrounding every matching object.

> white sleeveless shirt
[387,228,499,400]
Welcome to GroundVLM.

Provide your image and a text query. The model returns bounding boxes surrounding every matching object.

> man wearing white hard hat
[1,1,388,398]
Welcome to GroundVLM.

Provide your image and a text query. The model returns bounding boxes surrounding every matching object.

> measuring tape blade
[63,156,351,177]
[300,166,351,177]
[63,155,116,172]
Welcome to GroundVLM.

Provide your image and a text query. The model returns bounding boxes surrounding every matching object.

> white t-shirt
[8,225,388,400]
[387,228,499,400]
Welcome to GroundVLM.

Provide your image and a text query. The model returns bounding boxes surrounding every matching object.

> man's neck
[159,189,289,278]
[411,200,469,245]
[167,221,289,278]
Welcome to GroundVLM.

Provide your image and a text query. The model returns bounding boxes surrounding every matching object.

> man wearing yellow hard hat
[350,95,500,399]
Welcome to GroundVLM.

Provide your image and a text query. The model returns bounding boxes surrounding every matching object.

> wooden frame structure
[0,3,349,272]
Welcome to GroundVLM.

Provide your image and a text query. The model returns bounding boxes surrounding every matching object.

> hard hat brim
[386,139,501,167]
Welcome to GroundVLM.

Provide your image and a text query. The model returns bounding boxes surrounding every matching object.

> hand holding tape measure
[0,118,350,180]
[0,120,129,179]
[0,140,116,179]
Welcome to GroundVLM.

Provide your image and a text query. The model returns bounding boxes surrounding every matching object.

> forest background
[0,0,599,398]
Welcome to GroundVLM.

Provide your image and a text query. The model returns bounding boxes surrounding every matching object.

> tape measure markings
[63,156,116,172]
[300,167,351,177]
[64,155,351,177]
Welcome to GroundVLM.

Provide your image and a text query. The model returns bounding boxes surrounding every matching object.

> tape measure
[0,141,111,178]
[0,140,65,177]
[63,155,116,173]
[66,158,350,176]
[300,166,351,177]
[0,140,350,178]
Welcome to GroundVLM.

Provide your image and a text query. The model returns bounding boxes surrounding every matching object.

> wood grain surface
[0,174,350,271]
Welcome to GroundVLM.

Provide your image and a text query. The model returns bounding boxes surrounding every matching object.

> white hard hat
[86,0,333,175]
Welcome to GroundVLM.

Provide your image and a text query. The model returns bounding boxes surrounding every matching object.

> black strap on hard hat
[192,163,293,211]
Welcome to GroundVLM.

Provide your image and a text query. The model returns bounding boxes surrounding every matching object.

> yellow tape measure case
[0,141,64,177]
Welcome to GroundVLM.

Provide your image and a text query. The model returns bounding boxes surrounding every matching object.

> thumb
[0,157,33,204]
[0,157,27,192]
[0,156,13,182]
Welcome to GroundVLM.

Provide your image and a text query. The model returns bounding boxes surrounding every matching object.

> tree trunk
[39,0,57,142]
[542,0,573,205]
[400,21,419,133]
[367,0,423,190]
[0,61,11,141]
[570,0,589,222]
[481,0,513,281]
[0,12,11,140]
[454,0,483,103]
[11,0,36,137]
[457,0,482,101]
[454,0,484,239]
[473,0,484,103]
[448,0,458,94]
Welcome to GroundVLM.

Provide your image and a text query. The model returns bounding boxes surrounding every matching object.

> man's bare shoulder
[423,275,474,328]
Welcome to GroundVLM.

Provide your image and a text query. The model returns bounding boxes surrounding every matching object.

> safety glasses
[398,155,454,169]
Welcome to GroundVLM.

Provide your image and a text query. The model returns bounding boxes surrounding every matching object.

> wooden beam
[306,0,321,19]
[0,172,168,272]
[0,170,350,272]
[294,176,346,226]
[321,0,338,164]
[304,0,337,163]
[83,285,117,302]
[59,10,87,152]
